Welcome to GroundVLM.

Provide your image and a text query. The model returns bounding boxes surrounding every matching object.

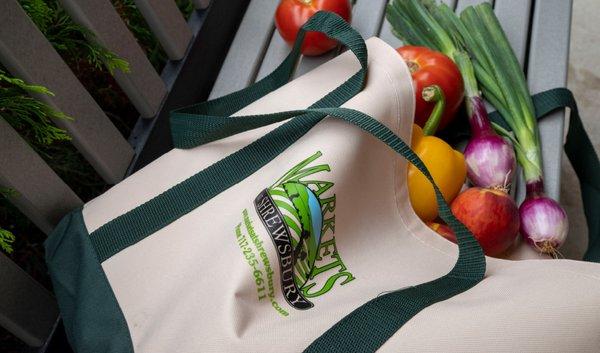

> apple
[450,187,520,256]
[426,221,457,243]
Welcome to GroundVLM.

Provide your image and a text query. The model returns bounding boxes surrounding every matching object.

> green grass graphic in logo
[268,182,323,288]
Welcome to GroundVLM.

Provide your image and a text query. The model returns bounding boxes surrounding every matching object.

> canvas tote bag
[46,12,600,353]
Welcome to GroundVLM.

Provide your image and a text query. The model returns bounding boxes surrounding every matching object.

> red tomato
[397,46,464,131]
[275,0,352,56]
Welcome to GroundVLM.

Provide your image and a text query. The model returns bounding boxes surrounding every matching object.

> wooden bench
[0,0,572,350]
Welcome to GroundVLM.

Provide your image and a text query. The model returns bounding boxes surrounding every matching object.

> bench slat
[493,0,532,66]
[208,0,279,99]
[0,117,79,353]
[59,0,167,118]
[0,251,59,347]
[492,0,532,204]
[134,0,193,61]
[520,0,571,202]
[378,0,457,49]
[0,0,134,184]
[0,118,83,234]
[254,31,290,82]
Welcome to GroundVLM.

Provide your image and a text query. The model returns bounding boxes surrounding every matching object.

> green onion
[457,4,542,180]
[386,0,517,192]
[433,1,569,255]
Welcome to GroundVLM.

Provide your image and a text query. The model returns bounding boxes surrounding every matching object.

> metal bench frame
[0,0,572,351]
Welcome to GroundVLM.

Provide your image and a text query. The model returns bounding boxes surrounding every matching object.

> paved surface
[562,0,600,258]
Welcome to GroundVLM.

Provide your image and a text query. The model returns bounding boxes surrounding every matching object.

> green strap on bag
[87,11,600,353]
[178,104,487,352]
[306,89,600,353]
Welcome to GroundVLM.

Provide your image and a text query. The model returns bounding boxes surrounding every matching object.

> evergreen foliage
[0,70,70,145]
[0,0,133,254]
[0,188,17,253]
[20,0,130,74]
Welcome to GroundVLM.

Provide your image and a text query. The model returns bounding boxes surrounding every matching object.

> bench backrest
[0,0,208,347]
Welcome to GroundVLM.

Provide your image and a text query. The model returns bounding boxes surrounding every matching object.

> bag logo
[256,151,355,312]
[255,183,321,309]
[235,151,355,315]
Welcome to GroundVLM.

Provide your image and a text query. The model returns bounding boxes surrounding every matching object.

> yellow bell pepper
[407,86,466,221]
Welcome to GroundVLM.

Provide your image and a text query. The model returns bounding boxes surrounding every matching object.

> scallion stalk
[386,0,516,191]
[453,3,569,256]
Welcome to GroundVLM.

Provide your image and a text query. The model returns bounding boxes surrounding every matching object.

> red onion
[519,180,569,257]
[464,97,516,192]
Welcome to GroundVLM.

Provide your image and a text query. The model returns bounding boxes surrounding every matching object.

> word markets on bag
[234,151,355,316]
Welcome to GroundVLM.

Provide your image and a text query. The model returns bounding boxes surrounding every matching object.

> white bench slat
[208,0,279,99]
[254,31,291,82]
[493,0,532,66]
[294,0,389,78]
[490,0,537,259]
[519,0,571,202]
[0,0,134,184]
[378,0,457,49]
[0,118,83,234]
[59,0,167,118]
[0,251,58,347]
[134,0,193,61]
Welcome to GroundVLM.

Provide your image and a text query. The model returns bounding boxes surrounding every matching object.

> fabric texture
[88,13,485,352]
[45,210,133,353]
[45,11,600,353]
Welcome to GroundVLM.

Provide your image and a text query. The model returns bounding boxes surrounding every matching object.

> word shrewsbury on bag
[46,12,600,353]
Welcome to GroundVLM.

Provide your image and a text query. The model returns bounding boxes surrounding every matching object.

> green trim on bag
[45,210,133,353]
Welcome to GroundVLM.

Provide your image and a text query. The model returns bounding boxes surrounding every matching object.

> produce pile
[386,0,568,258]
[274,0,569,258]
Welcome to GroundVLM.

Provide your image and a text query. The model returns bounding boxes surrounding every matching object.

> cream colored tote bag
[46,12,600,353]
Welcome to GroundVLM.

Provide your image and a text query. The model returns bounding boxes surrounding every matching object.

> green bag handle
[91,11,368,260]
[304,89,600,352]
[90,12,486,352]
[169,90,600,353]
[170,11,367,148]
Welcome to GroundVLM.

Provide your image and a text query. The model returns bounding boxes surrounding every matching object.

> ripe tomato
[275,0,352,56]
[397,46,464,131]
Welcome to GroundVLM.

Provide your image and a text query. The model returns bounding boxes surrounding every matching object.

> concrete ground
[561,0,600,258]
